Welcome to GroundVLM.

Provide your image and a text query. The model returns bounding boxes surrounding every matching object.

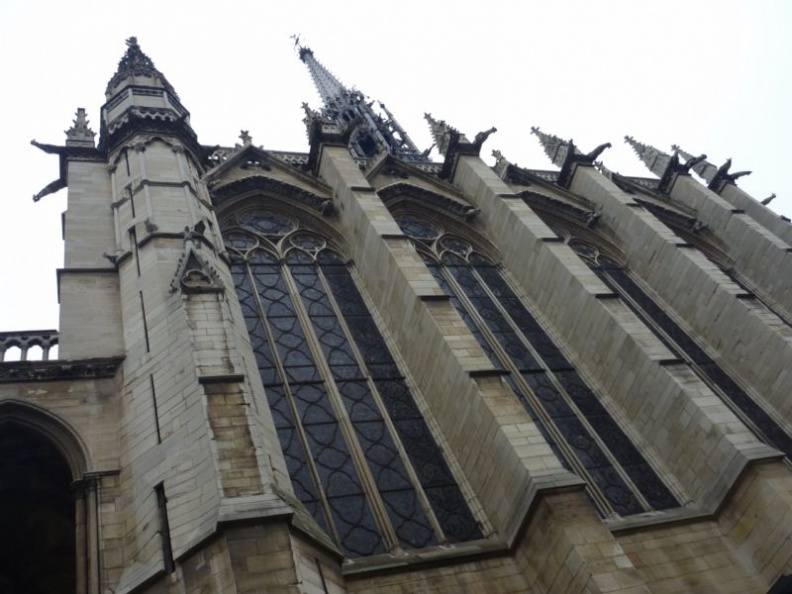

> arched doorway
[0,423,77,593]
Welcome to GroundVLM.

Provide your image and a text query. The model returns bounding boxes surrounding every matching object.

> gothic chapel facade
[3,37,792,593]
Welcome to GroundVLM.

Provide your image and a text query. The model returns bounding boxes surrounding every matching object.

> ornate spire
[65,108,96,147]
[624,136,671,177]
[298,45,349,107]
[671,145,719,183]
[296,41,428,162]
[424,113,465,156]
[530,127,574,168]
[106,37,178,99]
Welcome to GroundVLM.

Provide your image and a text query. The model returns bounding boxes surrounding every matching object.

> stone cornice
[0,356,123,383]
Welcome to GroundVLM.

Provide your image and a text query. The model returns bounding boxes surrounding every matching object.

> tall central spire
[297,41,428,163]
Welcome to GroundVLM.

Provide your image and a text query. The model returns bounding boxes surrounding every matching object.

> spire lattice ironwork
[297,42,428,162]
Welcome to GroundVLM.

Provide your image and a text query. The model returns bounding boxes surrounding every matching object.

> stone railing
[0,330,58,362]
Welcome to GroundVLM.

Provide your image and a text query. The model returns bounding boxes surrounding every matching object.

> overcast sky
[0,0,790,337]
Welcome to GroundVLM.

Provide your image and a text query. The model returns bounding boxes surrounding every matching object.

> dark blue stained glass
[551,415,613,471]
[366,363,403,379]
[553,370,677,505]
[239,210,296,236]
[338,380,382,422]
[373,379,422,421]
[698,362,792,458]
[396,217,441,240]
[587,467,643,516]
[601,269,710,363]
[265,384,294,430]
[225,231,257,251]
[505,375,572,472]
[310,316,359,367]
[422,486,482,543]
[266,316,317,370]
[521,372,574,420]
[474,266,571,370]
[302,421,363,498]
[334,380,437,549]
[340,315,396,367]
[319,267,370,316]
[317,249,346,265]
[291,383,337,426]
[380,491,436,549]
[424,264,505,371]
[326,495,385,556]
[251,268,298,319]
[599,265,792,461]
[621,464,678,511]
[446,265,541,371]
[274,425,328,532]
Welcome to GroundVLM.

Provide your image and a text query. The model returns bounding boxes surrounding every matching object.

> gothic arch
[0,400,89,593]
[217,191,347,255]
[0,400,89,479]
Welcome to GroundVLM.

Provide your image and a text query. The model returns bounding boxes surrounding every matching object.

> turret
[99,37,199,156]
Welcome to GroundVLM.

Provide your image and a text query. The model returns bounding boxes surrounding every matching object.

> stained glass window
[395,215,679,517]
[566,237,792,462]
[224,208,482,557]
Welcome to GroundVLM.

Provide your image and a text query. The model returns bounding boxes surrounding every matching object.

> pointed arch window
[395,215,679,517]
[224,208,482,558]
[560,234,792,463]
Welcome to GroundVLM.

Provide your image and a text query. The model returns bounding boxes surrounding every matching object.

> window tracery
[224,207,482,557]
[395,215,679,517]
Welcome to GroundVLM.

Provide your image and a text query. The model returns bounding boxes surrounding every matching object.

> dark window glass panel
[265,384,294,430]
[396,217,441,240]
[374,379,422,421]
[602,269,710,363]
[326,495,386,557]
[272,423,328,532]
[474,265,571,369]
[422,486,482,543]
[291,383,337,426]
[586,467,643,516]
[239,210,296,236]
[320,267,370,316]
[446,265,541,371]
[554,370,678,508]
[317,249,345,265]
[600,267,792,462]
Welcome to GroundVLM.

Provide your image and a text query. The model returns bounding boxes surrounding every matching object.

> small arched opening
[0,404,90,594]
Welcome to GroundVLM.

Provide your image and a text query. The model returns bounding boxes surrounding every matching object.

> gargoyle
[585,142,611,162]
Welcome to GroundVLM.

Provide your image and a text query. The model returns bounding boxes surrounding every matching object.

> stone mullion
[280,259,401,553]
[470,264,658,513]
[440,262,618,516]
[316,265,450,545]
[451,155,773,512]
[243,261,340,547]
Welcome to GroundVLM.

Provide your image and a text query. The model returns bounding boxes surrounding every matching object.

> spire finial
[239,130,252,146]
[623,135,671,177]
[65,108,96,148]
[424,113,464,156]
[106,36,178,99]
[531,126,573,168]
[671,144,720,182]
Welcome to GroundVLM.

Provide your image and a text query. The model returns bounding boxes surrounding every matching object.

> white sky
[0,0,790,333]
